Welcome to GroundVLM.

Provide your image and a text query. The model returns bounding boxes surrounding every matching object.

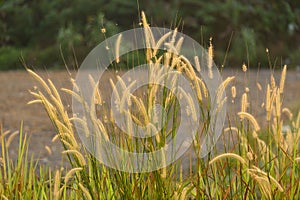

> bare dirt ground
[0,69,299,168]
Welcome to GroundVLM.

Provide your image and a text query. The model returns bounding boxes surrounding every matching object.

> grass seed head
[241,93,248,112]
[209,153,247,165]
[207,37,214,79]
[256,82,262,91]
[282,108,293,119]
[238,112,261,131]
[279,65,287,93]
[231,86,236,99]
[242,63,247,72]
[64,167,83,184]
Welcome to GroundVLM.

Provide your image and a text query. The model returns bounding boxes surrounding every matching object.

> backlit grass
[0,12,299,199]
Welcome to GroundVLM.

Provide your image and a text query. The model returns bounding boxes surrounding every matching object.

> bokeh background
[1,0,300,70]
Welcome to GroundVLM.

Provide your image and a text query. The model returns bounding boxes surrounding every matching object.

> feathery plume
[231,86,236,99]
[45,145,52,155]
[175,37,184,53]
[64,167,83,184]
[194,55,201,72]
[78,183,93,200]
[209,153,247,165]
[141,11,155,61]
[62,150,86,166]
[153,31,172,56]
[216,76,235,103]
[275,88,281,118]
[242,63,247,72]
[245,87,250,93]
[238,112,261,131]
[282,108,293,119]
[279,65,287,93]
[207,37,214,79]
[256,82,262,91]
[241,93,248,112]
[270,74,276,89]
[115,34,122,63]
[248,166,284,192]
[53,170,61,200]
[27,69,52,94]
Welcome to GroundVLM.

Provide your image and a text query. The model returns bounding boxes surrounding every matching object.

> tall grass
[1,12,299,199]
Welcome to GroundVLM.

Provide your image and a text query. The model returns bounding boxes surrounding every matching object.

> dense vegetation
[1,0,300,70]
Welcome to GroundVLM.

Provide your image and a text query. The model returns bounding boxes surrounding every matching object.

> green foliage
[0,124,52,199]
[177,0,300,66]
[0,0,300,69]
[0,46,22,70]
[85,13,120,46]
[57,24,83,49]
[289,50,300,67]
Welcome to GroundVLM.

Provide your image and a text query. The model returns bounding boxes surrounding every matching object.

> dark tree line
[0,0,299,69]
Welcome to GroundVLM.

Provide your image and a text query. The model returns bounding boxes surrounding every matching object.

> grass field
[0,13,299,199]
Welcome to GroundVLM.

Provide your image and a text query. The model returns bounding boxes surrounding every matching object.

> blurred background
[0,0,300,70]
